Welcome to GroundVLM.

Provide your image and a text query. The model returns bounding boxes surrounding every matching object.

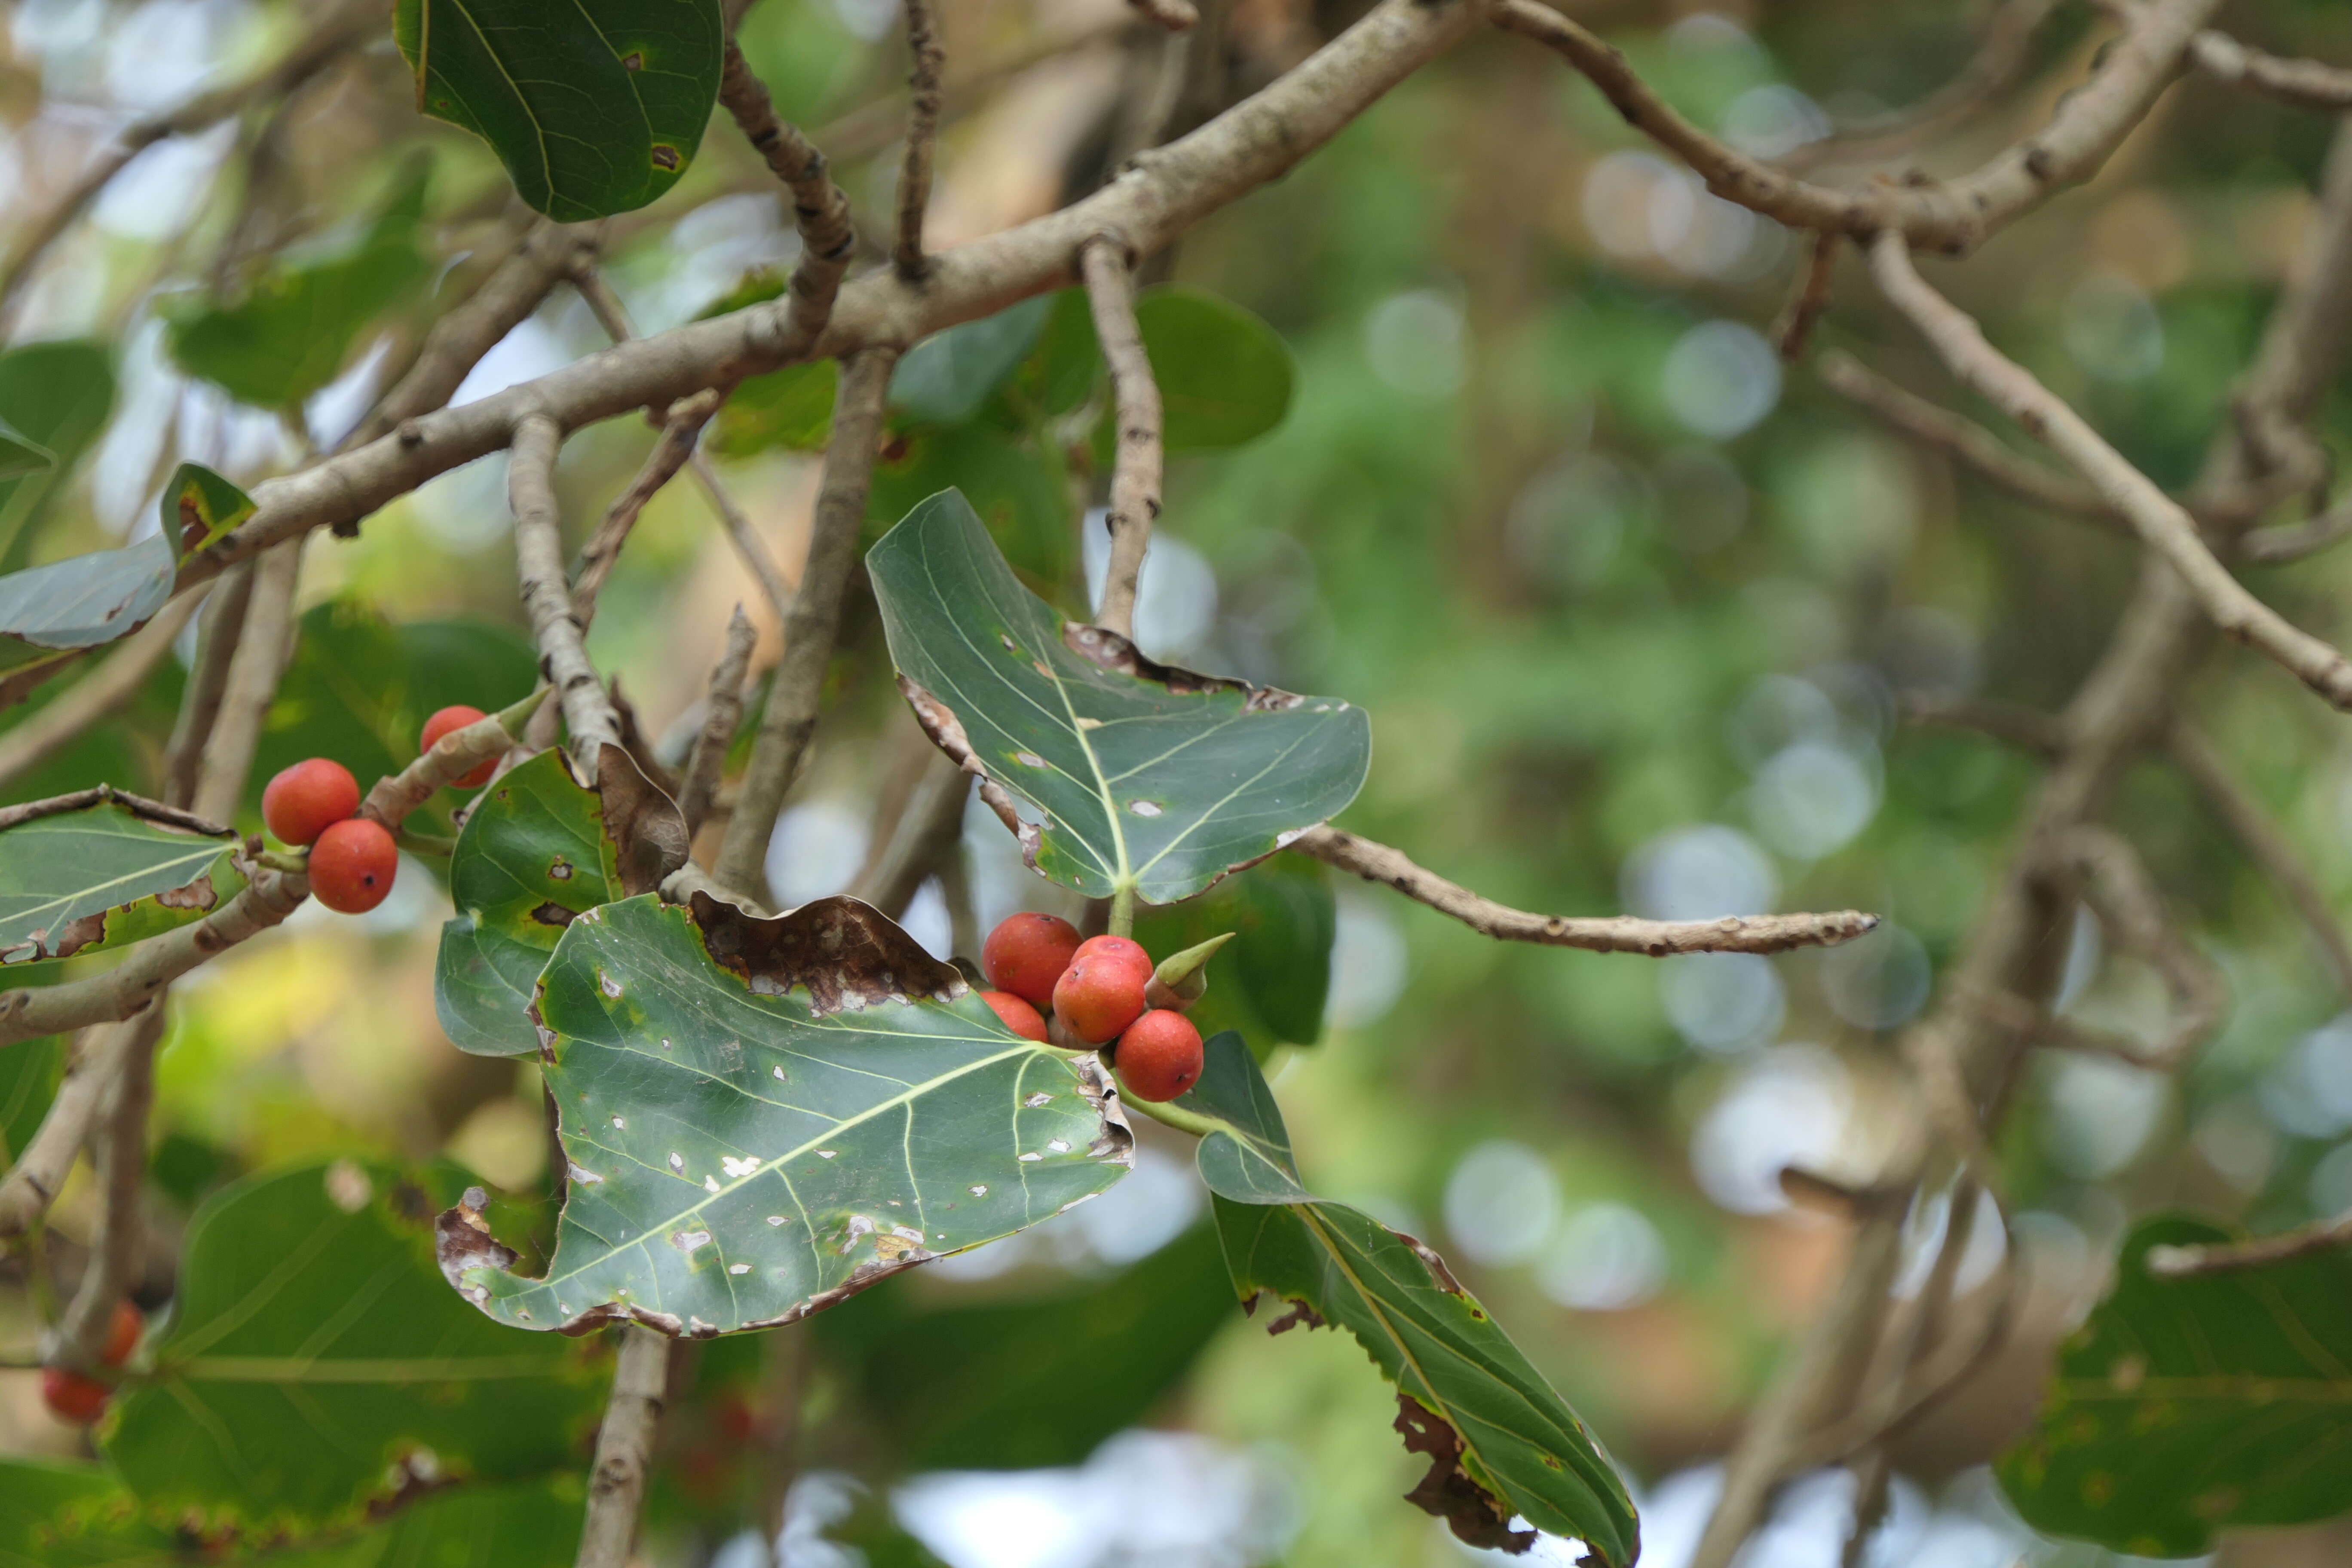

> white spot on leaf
[599,971,622,998]
[611,1115,626,1130]
[1127,800,1164,817]
[729,1263,751,1275]
[704,1175,721,1193]
[721,1155,761,1178]
[767,1216,788,1226]
[773,1066,786,1080]
[1015,751,1047,768]
[1047,1139,1071,1154]
[567,1162,604,1185]
[969,1185,988,1197]
[817,1149,838,1159]
[1024,1092,1054,1108]
[673,1229,712,1253]
[1018,1152,1044,1163]
[668,1152,685,1173]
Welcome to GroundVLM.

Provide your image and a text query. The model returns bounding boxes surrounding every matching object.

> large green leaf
[0,789,241,966]
[104,1160,604,1530]
[1999,1214,2352,1556]
[1179,1033,1639,1564]
[869,490,1369,905]
[0,417,51,483]
[1136,857,1334,1050]
[437,747,685,1057]
[0,1034,62,1164]
[395,0,723,221]
[0,1464,582,1568]
[165,161,432,409]
[1080,288,1294,461]
[436,892,1133,1336]
[0,341,114,571]
[865,423,1073,585]
[816,1222,1236,1472]
[891,297,1054,426]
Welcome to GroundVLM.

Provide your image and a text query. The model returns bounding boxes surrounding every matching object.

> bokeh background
[5,0,2352,1564]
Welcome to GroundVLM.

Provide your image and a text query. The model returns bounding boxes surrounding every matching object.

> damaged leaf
[0,787,242,967]
[438,892,1133,1337]
[1999,1214,2352,1556]
[104,1160,602,1529]
[435,746,684,1056]
[1181,1034,1638,1564]
[394,0,723,221]
[868,490,1370,905]
[166,461,256,557]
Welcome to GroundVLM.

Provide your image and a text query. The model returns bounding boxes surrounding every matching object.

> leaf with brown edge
[437,892,1133,1338]
[1182,1034,1638,1563]
[0,787,243,967]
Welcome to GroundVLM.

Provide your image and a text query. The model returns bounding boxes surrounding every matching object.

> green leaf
[1089,288,1294,455]
[0,789,241,966]
[104,1159,604,1530]
[815,1222,1237,1472]
[0,1463,582,1568]
[712,359,839,456]
[0,416,52,483]
[1181,1034,1641,1564]
[436,892,1133,1336]
[395,0,724,221]
[0,341,114,572]
[0,532,177,673]
[891,298,1054,425]
[164,462,256,557]
[1999,1213,2352,1555]
[0,1034,62,1164]
[865,423,1073,586]
[165,159,433,408]
[868,490,1370,906]
[1136,857,1334,1049]
[437,748,675,1057]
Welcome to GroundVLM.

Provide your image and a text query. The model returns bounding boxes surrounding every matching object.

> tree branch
[161,562,256,809]
[896,0,947,279]
[1870,230,2352,710]
[0,588,207,793]
[2239,490,2352,563]
[0,1012,165,1242]
[1815,350,2120,527]
[1292,826,1878,954]
[575,1323,671,1568]
[573,391,723,626]
[1777,0,2060,172]
[511,415,620,764]
[49,1014,154,1370]
[2055,824,2225,1071]
[1493,0,2219,255]
[720,39,860,347]
[0,0,379,330]
[1080,236,1164,640]
[850,753,971,919]
[687,453,796,629]
[678,608,757,840]
[2189,31,2352,112]
[192,539,302,824]
[1771,230,1841,361]
[712,348,899,903]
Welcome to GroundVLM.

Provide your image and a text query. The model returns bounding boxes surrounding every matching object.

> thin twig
[712,349,900,903]
[192,539,302,824]
[49,1017,155,1370]
[2239,491,2352,562]
[1128,0,1201,32]
[1871,230,2352,711]
[0,589,207,793]
[2148,1212,2352,1276]
[678,608,757,839]
[2055,824,2226,1071]
[1771,230,1841,361]
[0,0,379,330]
[2189,31,2352,113]
[1816,351,2119,527]
[574,391,724,625]
[1493,0,2220,255]
[576,1323,671,1568]
[511,415,620,766]
[1293,826,1878,954]
[2167,723,2352,999]
[1081,236,1163,640]
[896,0,947,279]
[719,40,859,348]
[162,562,256,809]
[1898,690,2064,757]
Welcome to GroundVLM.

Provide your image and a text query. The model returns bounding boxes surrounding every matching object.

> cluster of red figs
[39,1298,141,1425]
[259,705,490,915]
[979,913,1204,1101]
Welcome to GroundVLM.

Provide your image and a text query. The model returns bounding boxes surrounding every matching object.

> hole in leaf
[650,144,681,171]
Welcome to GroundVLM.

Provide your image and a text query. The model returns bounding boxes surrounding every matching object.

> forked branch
[719,40,859,347]
[1870,231,2352,711]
